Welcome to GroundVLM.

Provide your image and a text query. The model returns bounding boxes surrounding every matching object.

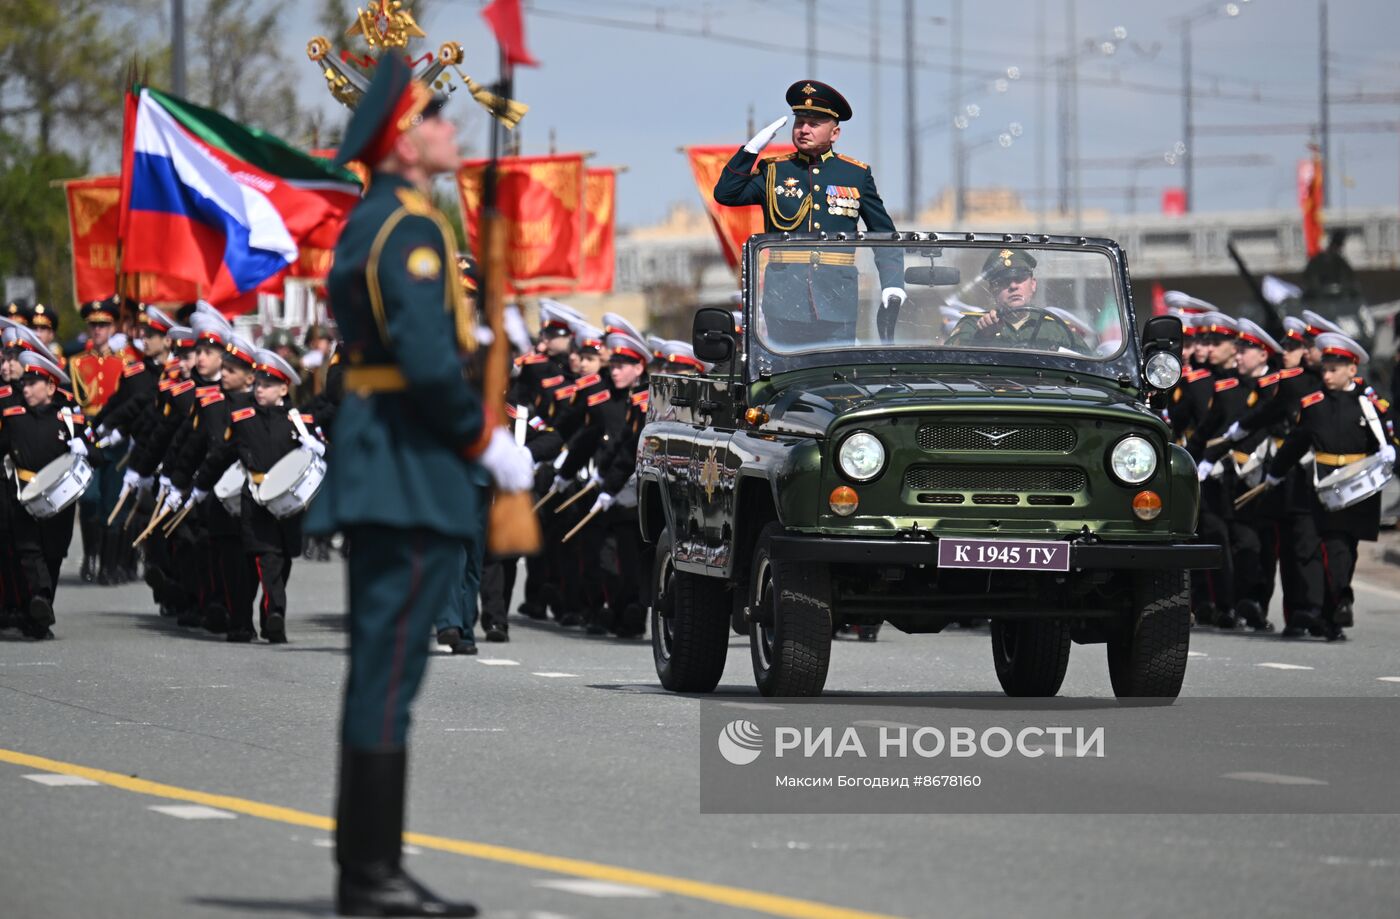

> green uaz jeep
[638,232,1219,700]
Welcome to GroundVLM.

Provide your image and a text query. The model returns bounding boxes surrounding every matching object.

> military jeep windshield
[752,238,1128,367]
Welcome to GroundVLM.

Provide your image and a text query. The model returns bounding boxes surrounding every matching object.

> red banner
[578,168,616,294]
[457,154,585,295]
[1298,150,1324,258]
[684,144,796,270]
[65,176,198,305]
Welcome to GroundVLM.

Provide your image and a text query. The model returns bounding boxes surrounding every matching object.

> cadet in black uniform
[0,351,89,638]
[1266,333,1395,641]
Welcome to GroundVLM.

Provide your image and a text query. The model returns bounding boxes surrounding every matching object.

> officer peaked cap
[786,80,852,122]
[334,53,447,169]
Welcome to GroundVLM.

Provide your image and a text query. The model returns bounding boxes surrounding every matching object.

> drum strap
[288,409,313,444]
[1359,393,1387,452]
[59,408,75,440]
[16,468,36,483]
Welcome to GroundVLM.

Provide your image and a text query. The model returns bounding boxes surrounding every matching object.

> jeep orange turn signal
[1132,490,1162,521]
[829,486,859,516]
[745,407,769,426]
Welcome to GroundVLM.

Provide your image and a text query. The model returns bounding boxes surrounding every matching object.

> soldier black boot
[79,517,99,582]
[335,749,478,917]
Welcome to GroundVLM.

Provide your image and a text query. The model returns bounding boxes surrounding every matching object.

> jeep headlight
[1109,435,1157,485]
[838,431,885,482]
[1144,351,1182,389]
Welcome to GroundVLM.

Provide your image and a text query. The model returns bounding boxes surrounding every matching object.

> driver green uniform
[946,249,1085,351]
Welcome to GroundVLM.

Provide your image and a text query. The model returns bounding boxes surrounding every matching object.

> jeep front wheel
[651,529,730,693]
[990,619,1071,697]
[1107,570,1191,701]
[749,522,832,697]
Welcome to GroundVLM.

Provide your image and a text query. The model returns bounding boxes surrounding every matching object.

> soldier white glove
[1265,473,1284,488]
[1381,444,1397,465]
[299,436,326,458]
[162,489,185,516]
[96,429,124,449]
[1195,460,1213,482]
[551,474,571,494]
[591,492,615,514]
[552,449,569,471]
[744,115,789,154]
[67,437,88,457]
[479,427,534,492]
[1224,421,1246,443]
[190,487,209,505]
[123,469,152,493]
[301,349,325,370]
[880,288,907,310]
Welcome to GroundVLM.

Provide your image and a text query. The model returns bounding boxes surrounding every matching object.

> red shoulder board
[158,378,176,392]
[122,362,146,378]
[199,391,225,407]
[70,413,86,424]
[630,390,649,406]
[195,385,220,399]
[836,153,870,169]
[1300,391,1325,409]
[554,385,576,401]
[1183,368,1212,383]
[587,390,611,407]
[575,373,601,389]
[3,405,25,416]
[1257,372,1281,388]
[231,407,256,422]
[515,354,547,366]
[1279,367,1304,380]
[171,380,195,396]
[0,385,10,398]
[299,414,314,423]
[540,375,565,389]
[1214,378,1240,393]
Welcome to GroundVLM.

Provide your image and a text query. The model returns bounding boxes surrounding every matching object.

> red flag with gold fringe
[64,175,199,304]
[457,154,585,295]
[1298,147,1325,258]
[578,168,616,294]
[684,144,796,270]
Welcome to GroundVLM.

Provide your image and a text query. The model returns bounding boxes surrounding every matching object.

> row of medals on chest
[778,177,859,216]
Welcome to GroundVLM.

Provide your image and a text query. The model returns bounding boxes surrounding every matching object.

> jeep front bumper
[770,536,1222,570]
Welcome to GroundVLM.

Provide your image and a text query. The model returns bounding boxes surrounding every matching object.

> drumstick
[132,505,171,547]
[107,485,131,526]
[1234,481,1271,509]
[554,480,597,514]
[123,495,142,529]
[532,485,559,512]
[561,506,603,543]
[162,502,194,536]
[1206,436,1229,448]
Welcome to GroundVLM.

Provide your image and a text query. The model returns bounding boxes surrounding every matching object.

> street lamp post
[1176,0,1253,213]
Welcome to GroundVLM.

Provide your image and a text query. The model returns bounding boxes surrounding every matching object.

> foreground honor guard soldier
[713,80,905,345]
[0,350,88,639]
[312,54,531,918]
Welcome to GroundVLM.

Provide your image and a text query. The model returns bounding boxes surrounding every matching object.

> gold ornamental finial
[346,0,426,50]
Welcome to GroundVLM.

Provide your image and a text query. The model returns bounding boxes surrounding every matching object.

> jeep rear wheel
[1107,570,1191,701]
[651,529,730,693]
[991,619,1071,697]
[749,522,832,697]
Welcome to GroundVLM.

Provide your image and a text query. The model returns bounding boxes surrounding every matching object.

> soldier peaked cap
[1282,316,1310,344]
[191,313,231,346]
[1315,332,1368,366]
[18,349,70,387]
[1199,312,1239,336]
[1,318,49,354]
[602,312,647,345]
[333,53,447,169]
[606,331,649,364]
[981,248,1037,280]
[786,80,852,122]
[253,347,300,384]
[30,303,58,332]
[143,306,176,333]
[1162,291,1215,314]
[1235,318,1282,354]
[224,334,257,367]
[1301,309,1345,338]
[81,296,120,324]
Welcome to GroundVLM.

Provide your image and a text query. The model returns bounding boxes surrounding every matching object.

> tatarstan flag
[119,87,361,308]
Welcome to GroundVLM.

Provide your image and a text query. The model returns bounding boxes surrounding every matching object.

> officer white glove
[552,449,569,471]
[1381,444,1397,465]
[301,349,325,370]
[96,429,124,449]
[162,489,185,516]
[587,471,604,490]
[1265,473,1284,488]
[590,492,615,515]
[190,487,209,505]
[1195,460,1213,482]
[67,437,89,458]
[158,475,172,492]
[743,115,789,154]
[123,469,152,493]
[478,427,534,492]
[880,288,907,310]
[1224,421,1247,443]
[552,475,570,494]
[299,436,326,458]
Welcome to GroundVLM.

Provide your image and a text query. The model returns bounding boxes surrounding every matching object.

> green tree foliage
[0,131,85,327]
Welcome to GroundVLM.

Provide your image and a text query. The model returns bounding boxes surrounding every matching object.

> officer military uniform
[713,80,903,345]
[312,53,529,918]
[29,303,65,371]
[945,250,1087,352]
[70,297,128,583]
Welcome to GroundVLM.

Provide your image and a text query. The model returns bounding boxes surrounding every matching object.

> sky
[281,0,1400,228]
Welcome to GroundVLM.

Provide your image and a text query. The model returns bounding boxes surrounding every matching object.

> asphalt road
[2,540,1399,919]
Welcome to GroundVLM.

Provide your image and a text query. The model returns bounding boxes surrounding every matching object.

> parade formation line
[0,746,906,919]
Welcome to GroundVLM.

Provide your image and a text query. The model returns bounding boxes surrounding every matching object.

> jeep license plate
[937,538,1070,572]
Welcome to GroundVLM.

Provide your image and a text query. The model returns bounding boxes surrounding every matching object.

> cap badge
[802,83,817,95]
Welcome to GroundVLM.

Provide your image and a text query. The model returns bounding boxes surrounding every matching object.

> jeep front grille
[917,423,1076,452]
[904,465,1086,493]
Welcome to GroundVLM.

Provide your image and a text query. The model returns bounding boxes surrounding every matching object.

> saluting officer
[714,80,905,345]
[310,54,531,918]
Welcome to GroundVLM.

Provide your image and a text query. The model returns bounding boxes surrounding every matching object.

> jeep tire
[749,522,833,697]
[990,619,1071,697]
[651,529,730,693]
[1107,570,1191,701]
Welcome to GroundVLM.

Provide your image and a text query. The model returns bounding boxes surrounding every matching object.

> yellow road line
[0,746,903,919]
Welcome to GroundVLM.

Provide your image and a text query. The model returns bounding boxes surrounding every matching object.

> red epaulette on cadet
[70,412,86,424]
[298,413,314,424]
[199,391,224,407]
[1279,367,1305,380]
[575,373,601,389]
[195,385,220,399]
[586,390,610,407]
[836,153,869,169]
[231,407,256,422]
[0,385,11,398]
[3,405,25,416]
[123,362,146,378]
[554,385,576,401]
[1214,377,1240,392]
[1182,368,1212,383]
[170,380,195,396]
[515,354,547,366]
[158,378,176,392]
[540,375,565,389]
[1300,391,1325,409]
[1257,372,1281,388]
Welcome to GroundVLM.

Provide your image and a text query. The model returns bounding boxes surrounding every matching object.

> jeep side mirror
[1140,315,1184,391]
[692,307,735,363]
[1142,315,1183,355]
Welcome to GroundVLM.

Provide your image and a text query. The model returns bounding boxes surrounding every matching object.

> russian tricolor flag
[119,87,361,308]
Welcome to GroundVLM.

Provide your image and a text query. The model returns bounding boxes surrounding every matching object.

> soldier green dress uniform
[945,250,1085,351]
[713,81,903,344]
[309,53,482,919]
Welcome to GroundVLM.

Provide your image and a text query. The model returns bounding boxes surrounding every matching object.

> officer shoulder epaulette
[515,354,547,366]
[540,374,565,389]
[836,153,869,170]
[1214,377,1240,392]
[170,380,195,396]
[1257,371,1281,388]
[760,152,796,166]
[1279,367,1305,380]
[199,391,225,407]
[1300,391,1325,409]
[586,390,610,407]
[3,405,25,416]
[554,385,576,401]
[575,373,601,389]
[231,407,256,422]
[394,187,435,216]
[122,361,146,378]
[1182,368,1212,383]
